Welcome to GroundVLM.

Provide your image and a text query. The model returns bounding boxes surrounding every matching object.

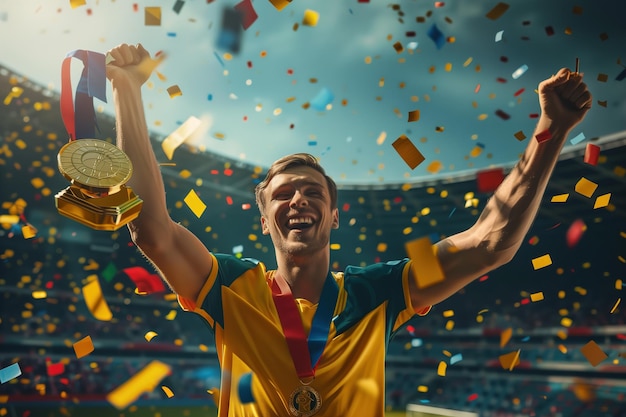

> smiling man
[106,43,591,416]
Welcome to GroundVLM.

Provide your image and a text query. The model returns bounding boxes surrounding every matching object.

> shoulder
[213,254,266,285]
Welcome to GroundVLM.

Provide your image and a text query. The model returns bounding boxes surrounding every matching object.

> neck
[276,250,330,303]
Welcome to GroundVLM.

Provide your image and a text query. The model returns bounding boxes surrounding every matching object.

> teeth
[289,217,313,225]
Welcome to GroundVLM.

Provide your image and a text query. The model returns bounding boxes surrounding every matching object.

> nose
[289,190,308,208]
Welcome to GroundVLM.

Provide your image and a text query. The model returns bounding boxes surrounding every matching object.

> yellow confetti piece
[531,254,552,270]
[530,292,544,302]
[437,361,447,376]
[405,236,445,289]
[616,279,623,290]
[302,9,319,26]
[21,224,37,239]
[144,331,158,342]
[82,276,113,321]
[107,361,171,410]
[32,291,47,299]
[161,386,174,398]
[574,177,598,198]
[593,193,611,209]
[417,385,428,393]
[499,350,521,371]
[500,327,512,348]
[145,6,162,26]
[73,335,94,359]
[551,194,569,203]
[184,189,207,218]
[0,215,19,224]
[442,310,454,318]
[580,340,608,366]
[514,131,527,141]
[376,131,387,145]
[166,85,182,98]
[610,298,621,314]
[558,344,568,354]
[165,310,177,320]
[445,320,454,331]
[161,116,202,160]
[30,178,44,188]
[561,317,573,328]
[69,0,86,9]
[408,110,420,122]
[376,243,387,252]
[557,330,567,340]
[392,135,425,169]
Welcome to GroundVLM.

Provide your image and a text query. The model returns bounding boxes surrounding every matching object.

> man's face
[260,165,339,256]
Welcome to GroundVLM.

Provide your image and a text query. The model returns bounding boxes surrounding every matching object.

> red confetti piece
[122,267,166,294]
[566,219,586,248]
[474,84,481,93]
[583,143,600,166]
[226,196,233,205]
[545,26,555,36]
[46,362,65,377]
[529,113,539,118]
[520,298,530,305]
[535,129,552,143]
[479,275,489,282]
[496,77,507,83]
[476,168,504,193]
[224,168,234,176]
[514,88,525,96]
[342,203,350,212]
[468,393,479,401]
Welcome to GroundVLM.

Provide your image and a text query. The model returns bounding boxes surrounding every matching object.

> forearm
[464,116,572,260]
[111,78,171,240]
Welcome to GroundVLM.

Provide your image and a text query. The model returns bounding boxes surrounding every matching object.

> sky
[1,0,625,186]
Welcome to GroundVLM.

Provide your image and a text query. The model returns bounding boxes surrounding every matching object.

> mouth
[286,216,315,231]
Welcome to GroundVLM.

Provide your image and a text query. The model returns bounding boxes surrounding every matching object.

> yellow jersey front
[179,253,429,417]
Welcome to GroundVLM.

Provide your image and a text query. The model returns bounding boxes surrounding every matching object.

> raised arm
[410,68,592,310]
[106,43,212,301]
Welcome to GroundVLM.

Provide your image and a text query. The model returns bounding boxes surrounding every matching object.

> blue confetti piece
[616,67,626,81]
[213,51,225,67]
[450,353,463,365]
[308,141,318,146]
[167,32,177,37]
[208,94,213,101]
[521,336,531,342]
[237,373,254,403]
[495,30,504,42]
[427,24,446,49]
[310,87,334,111]
[570,132,586,145]
[512,64,529,79]
[0,362,21,384]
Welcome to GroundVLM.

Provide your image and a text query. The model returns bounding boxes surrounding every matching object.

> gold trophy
[55,138,143,231]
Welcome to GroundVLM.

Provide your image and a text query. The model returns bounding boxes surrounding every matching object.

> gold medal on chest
[55,138,143,231]
[288,385,322,416]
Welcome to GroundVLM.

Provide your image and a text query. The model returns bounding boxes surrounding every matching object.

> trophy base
[55,185,143,231]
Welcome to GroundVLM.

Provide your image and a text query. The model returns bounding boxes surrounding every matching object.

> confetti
[551,193,569,203]
[476,168,504,193]
[530,292,544,302]
[310,87,334,111]
[83,275,113,321]
[495,30,504,42]
[302,9,320,27]
[405,236,445,289]
[574,177,598,198]
[408,110,420,122]
[392,135,425,169]
[73,335,95,359]
[499,350,521,371]
[107,361,171,409]
[535,129,552,143]
[162,116,202,160]
[427,24,446,49]
[593,193,611,209]
[217,8,243,53]
[437,361,447,376]
[161,385,175,398]
[566,219,586,248]
[145,331,158,342]
[234,0,258,30]
[184,189,207,218]
[485,2,510,20]
[167,85,182,98]
[531,254,552,270]
[512,64,528,79]
[500,328,512,348]
[144,7,162,26]
[122,266,166,294]
[268,0,291,10]
[580,341,608,366]
[610,298,621,314]
[583,143,600,166]
[69,0,86,9]
[570,132,586,145]
[0,363,21,384]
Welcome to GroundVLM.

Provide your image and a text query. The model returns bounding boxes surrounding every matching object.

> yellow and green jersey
[179,253,429,417]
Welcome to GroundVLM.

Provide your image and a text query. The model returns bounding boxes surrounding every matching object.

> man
[106,43,591,416]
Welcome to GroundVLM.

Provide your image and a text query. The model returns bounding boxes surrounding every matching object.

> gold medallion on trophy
[55,138,143,231]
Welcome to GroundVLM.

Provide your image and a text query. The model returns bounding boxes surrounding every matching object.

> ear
[261,216,270,235]
[331,208,339,229]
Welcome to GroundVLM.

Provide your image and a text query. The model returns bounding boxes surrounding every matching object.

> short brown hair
[255,153,338,213]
